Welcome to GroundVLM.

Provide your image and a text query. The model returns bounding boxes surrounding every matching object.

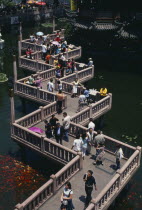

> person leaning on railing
[99,87,108,99]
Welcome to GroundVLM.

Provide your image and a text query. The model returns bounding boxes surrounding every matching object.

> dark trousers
[57,101,62,114]
[116,158,120,170]
[46,132,52,139]
[85,186,93,206]
[55,135,62,145]
[42,52,46,60]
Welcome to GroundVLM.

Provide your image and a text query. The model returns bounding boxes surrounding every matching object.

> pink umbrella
[52,41,60,45]
[29,127,44,134]
[35,2,46,6]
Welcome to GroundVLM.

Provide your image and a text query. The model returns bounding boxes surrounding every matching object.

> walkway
[39,146,125,210]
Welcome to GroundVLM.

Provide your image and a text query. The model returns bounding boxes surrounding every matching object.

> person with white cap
[88,58,93,67]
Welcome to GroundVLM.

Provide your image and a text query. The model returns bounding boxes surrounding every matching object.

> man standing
[115,144,124,170]
[71,134,83,152]
[77,91,87,112]
[42,42,47,60]
[49,114,59,128]
[56,90,65,114]
[62,112,71,142]
[88,118,95,130]
[87,128,95,154]
[47,78,54,92]
[94,130,105,157]
[54,123,64,145]
[83,170,97,208]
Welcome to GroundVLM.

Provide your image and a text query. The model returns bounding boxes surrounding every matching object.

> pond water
[0,22,142,209]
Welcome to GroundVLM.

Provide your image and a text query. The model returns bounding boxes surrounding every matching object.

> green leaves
[121,134,138,144]
[0,73,8,83]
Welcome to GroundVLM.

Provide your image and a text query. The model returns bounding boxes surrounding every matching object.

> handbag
[62,200,68,206]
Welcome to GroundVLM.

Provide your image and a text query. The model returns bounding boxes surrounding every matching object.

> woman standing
[82,132,89,160]
[72,78,82,97]
[60,182,74,210]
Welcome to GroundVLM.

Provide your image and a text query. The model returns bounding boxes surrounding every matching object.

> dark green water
[0,23,142,209]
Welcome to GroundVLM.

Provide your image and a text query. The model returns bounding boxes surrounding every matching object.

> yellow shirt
[100,88,107,96]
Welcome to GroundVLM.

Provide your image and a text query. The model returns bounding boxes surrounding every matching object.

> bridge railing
[60,65,94,83]
[15,99,67,128]
[86,148,141,210]
[69,121,136,159]
[49,46,82,65]
[14,155,81,210]
[15,81,56,104]
[19,56,53,72]
[71,94,112,125]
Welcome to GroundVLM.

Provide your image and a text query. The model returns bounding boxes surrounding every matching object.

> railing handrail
[15,109,41,124]
[44,137,78,156]
[55,155,80,178]
[14,155,80,210]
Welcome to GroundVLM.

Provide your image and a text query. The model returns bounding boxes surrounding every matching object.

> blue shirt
[57,127,61,135]
[84,90,90,98]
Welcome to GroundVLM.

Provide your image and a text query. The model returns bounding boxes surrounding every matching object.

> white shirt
[79,95,86,103]
[87,132,94,143]
[63,115,71,130]
[47,82,54,92]
[63,188,73,197]
[61,55,66,61]
[88,122,95,130]
[116,148,124,160]
[42,45,47,53]
[73,139,83,151]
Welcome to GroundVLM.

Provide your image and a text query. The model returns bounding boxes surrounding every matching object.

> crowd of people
[24,74,42,88]
[57,119,124,210]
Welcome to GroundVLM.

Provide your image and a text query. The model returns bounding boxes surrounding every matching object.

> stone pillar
[50,174,57,194]
[136,146,141,166]
[39,106,44,121]
[53,16,55,33]
[9,89,15,124]
[13,55,17,83]
[18,40,21,58]
[19,22,22,41]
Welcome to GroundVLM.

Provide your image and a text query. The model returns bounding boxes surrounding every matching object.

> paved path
[39,148,126,210]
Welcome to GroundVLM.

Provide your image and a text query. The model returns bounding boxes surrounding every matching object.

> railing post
[75,71,78,79]
[36,51,39,60]
[136,146,141,166]
[116,170,122,188]
[109,93,112,109]
[92,65,95,78]
[15,203,23,210]
[89,104,93,118]
[64,95,67,109]
[41,135,46,152]
[61,29,65,38]
[39,106,44,121]
[9,89,15,124]
[79,46,82,57]
[36,60,38,72]
[13,55,17,92]
[77,152,83,169]
[37,87,40,99]
[50,174,57,194]
[34,43,37,52]
[18,40,21,58]
[54,78,58,91]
